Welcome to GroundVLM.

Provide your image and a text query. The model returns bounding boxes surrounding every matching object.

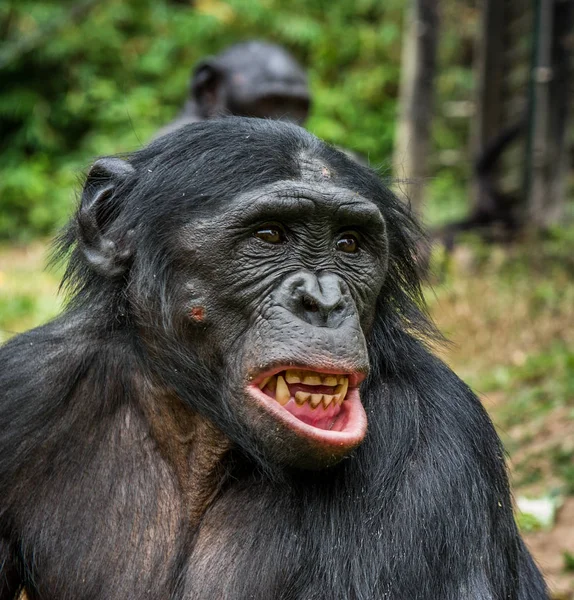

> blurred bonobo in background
[156,40,310,137]
[0,119,547,599]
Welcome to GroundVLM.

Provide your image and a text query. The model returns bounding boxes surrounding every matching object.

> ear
[77,158,135,277]
[191,59,225,118]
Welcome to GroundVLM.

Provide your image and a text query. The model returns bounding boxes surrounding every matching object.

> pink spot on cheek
[321,167,331,178]
[190,306,206,322]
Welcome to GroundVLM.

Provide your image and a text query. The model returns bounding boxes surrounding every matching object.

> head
[191,41,310,124]
[62,119,426,470]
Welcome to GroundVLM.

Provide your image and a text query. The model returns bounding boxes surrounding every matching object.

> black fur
[0,118,547,599]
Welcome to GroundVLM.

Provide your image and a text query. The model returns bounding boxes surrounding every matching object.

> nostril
[301,295,319,313]
[280,272,348,327]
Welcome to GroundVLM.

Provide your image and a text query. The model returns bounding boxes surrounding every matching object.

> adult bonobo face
[75,119,392,470]
[180,176,388,468]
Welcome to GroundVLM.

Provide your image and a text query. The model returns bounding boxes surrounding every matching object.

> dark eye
[336,232,360,253]
[254,225,285,244]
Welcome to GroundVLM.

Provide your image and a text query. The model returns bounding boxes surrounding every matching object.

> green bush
[0,0,476,240]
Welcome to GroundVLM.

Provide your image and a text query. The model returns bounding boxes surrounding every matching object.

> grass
[0,241,63,343]
[425,229,574,499]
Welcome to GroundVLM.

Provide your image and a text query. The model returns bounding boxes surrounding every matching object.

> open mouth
[247,367,368,447]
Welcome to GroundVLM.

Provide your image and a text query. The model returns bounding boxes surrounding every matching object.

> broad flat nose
[276,271,351,328]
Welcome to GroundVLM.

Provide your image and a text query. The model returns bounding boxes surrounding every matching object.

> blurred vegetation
[428,228,574,502]
[0,0,478,240]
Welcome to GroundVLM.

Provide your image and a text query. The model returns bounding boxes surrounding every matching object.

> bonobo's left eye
[336,231,360,254]
[254,224,286,244]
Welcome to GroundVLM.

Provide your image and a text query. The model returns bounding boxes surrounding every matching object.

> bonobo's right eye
[254,224,286,244]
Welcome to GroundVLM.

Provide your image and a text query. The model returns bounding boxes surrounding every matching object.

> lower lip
[247,385,368,448]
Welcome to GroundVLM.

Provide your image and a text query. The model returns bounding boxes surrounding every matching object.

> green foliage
[479,342,574,427]
[564,551,574,573]
[515,511,544,534]
[0,242,63,342]
[551,445,574,495]
[424,171,469,227]
[0,292,60,341]
[0,0,477,240]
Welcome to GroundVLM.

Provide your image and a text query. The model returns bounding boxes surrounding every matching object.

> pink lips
[246,367,368,448]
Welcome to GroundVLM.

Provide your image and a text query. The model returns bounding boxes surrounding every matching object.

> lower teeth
[310,394,322,408]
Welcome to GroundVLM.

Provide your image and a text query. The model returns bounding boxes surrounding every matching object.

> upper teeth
[284,369,347,386]
[258,370,350,409]
[276,375,290,406]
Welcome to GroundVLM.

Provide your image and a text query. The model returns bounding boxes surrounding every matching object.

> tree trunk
[526,0,572,229]
[471,0,506,214]
[393,0,439,215]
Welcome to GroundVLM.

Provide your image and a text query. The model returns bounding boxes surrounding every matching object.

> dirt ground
[508,403,574,598]
[525,497,574,599]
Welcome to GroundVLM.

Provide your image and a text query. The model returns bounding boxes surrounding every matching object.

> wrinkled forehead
[215,153,379,222]
[176,155,385,250]
[227,181,384,227]
[174,148,385,232]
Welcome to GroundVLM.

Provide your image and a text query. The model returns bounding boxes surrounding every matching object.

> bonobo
[157,40,310,137]
[0,119,547,599]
